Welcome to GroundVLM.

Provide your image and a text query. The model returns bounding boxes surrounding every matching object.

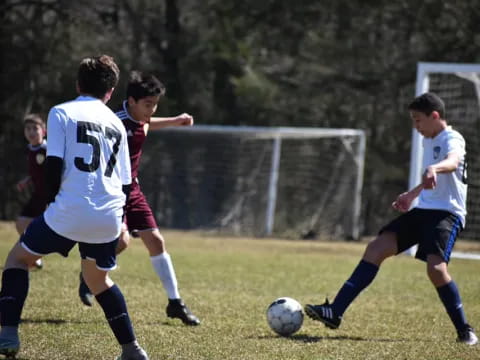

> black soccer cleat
[304,299,342,329]
[166,299,200,326]
[457,324,478,345]
[116,346,149,360]
[78,272,94,307]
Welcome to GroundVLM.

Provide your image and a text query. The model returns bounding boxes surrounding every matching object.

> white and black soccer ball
[266,297,304,336]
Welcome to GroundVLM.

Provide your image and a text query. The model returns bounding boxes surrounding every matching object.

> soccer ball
[266,297,304,336]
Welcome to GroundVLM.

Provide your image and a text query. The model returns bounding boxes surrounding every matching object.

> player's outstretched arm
[149,113,194,131]
[392,183,424,212]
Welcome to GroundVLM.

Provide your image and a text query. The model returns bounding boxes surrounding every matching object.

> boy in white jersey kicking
[79,70,200,326]
[0,55,149,359]
[305,92,477,345]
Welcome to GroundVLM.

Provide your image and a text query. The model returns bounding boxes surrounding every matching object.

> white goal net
[410,62,480,240]
[140,126,366,239]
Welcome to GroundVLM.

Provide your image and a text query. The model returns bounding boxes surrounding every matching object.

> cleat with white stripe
[304,299,342,329]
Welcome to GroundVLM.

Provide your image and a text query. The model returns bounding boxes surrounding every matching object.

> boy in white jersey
[304,93,477,345]
[0,55,149,359]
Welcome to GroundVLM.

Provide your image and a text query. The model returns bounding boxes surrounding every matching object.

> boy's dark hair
[408,92,445,118]
[77,55,120,99]
[23,113,45,128]
[126,71,165,101]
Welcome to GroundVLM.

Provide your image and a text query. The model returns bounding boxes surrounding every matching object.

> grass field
[0,221,479,360]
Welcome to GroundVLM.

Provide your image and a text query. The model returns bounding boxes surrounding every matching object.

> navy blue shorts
[20,215,118,271]
[380,208,462,263]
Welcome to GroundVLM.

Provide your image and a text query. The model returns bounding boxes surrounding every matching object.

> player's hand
[392,192,412,212]
[422,166,437,189]
[175,113,194,126]
[16,177,31,192]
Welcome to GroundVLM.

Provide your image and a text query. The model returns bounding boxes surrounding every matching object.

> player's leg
[79,242,149,360]
[16,218,44,271]
[305,210,421,329]
[15,217,42,270]
[0,216,74,357]
[16,197,45,270]
[427,255,477,345]
[305,231,396,328]
[129,190,200,326]
[138,229,200,326]
[79,225,130,307]
[0,243,36,357]
[421,212,478,345]
[116,223,131,255]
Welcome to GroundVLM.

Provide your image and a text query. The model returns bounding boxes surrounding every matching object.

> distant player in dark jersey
[16,114,47,269]
[0,55,149,360]
[78,70,200,326]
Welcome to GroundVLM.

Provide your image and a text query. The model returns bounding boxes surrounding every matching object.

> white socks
[150,252,180,300]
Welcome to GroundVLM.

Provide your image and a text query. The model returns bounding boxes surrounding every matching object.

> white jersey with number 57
[44,96,132,244]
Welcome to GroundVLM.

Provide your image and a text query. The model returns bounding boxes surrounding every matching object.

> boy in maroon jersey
[16,114,47,269]
[79,71,200,326]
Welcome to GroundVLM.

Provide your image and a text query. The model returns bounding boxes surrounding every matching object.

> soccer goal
[409,62,480,242]
[140,125,366,240]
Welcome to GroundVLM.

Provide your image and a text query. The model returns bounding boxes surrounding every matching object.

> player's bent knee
[5,243,37,270]
[426,260,450,286]
[141,231,166,254]
[82,269,113,295]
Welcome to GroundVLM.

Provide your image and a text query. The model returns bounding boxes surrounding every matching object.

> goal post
[409,62,480,242]
[140,125,366,240]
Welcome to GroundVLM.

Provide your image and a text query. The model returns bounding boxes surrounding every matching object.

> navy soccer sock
[331,260,379,317]
[95,284,135,345]
[436,281,468,332]
[0,268,29,327]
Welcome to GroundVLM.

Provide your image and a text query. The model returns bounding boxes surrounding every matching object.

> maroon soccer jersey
[27,141,47,197]
[116,101,147,181]
[115,101,158,231]
[20,141,47,217]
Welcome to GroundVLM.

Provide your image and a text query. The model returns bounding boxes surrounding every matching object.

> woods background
[1,0,479,238]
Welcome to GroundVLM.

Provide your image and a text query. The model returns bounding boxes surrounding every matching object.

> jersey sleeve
[46,107,66,159]
[446,132,466,158]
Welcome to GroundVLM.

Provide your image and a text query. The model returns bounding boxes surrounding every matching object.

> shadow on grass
[257,334,415,343]
[20,318,67,325]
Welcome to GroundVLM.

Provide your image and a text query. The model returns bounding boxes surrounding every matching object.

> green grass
[0,222,479,360]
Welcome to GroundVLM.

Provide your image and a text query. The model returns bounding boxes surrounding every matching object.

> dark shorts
[380,208,462,263]
[19,193,47,218]
[125,186,157,232]
[20,215,118,270]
